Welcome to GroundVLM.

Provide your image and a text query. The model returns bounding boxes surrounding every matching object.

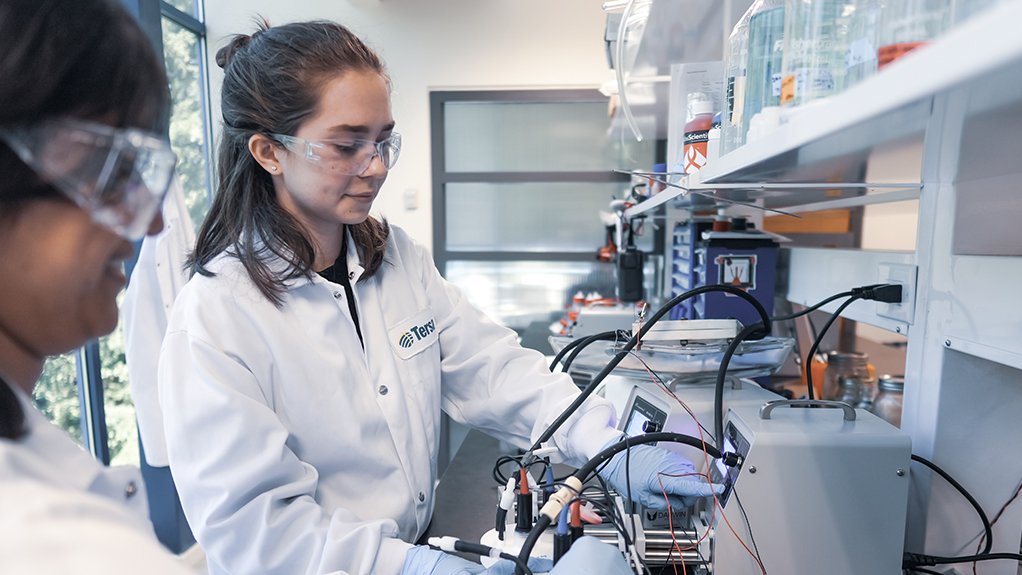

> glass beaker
[877,0,952,69]
[823,350,869,401]
[871,374,905,427]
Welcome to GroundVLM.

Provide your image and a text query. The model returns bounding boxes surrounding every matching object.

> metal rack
[621,2,1022,572]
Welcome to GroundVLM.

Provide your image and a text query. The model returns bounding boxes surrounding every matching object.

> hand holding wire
[597,441,722,510]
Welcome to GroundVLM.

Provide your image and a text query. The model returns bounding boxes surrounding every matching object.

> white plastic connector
[498,477,516,511]
[427,536,457,552]
[539,476,584,520]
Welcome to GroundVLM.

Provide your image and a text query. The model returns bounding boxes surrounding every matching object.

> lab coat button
[379,385,388,396]
[348,271,355,280]
[333,291,342,299]
[418,492,425,502]
[125,481,138,499]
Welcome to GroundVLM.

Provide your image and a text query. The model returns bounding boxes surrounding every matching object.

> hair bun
[215,34,253,70]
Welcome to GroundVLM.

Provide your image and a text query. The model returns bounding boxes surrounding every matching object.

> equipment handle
[759,399,857,421]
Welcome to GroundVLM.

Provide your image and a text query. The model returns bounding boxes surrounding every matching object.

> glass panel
[446,182,654,253]
[101,319,139,466]
[162,17,211,229]
[33,351,84,447]
[162,0,198,18]
[444,100,655,172]
[444,258,661,330]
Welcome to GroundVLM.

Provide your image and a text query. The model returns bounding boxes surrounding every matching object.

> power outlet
[876,263,917,323]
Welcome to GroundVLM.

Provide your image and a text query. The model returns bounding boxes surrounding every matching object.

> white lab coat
[0,387,189,574]
[122,177,195,467]
[158,225,623,575]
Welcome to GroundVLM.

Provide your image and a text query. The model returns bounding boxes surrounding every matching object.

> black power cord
[528,284,771,455]
[902,454,1002,571]
[548,330,623,372]
[803,295,862,400]
[513,432,731,575]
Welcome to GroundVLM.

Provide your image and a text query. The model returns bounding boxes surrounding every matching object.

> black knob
[642,420,662,433]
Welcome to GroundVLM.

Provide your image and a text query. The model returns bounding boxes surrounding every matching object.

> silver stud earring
[270,166,278,172]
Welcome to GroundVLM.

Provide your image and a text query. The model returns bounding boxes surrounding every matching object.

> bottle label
[877,41,926,69]
[780,75,795,105]
[683,130,709,174]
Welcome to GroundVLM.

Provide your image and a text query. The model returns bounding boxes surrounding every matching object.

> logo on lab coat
[399,332,415,348]
[389,309,439,359]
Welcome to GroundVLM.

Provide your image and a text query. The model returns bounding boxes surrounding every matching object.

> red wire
[633,355,767,574]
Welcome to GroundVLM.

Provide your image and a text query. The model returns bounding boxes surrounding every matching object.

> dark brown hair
[190,19,391,307]
[0,0,169,440]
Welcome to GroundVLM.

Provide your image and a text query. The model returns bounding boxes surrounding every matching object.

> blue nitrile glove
[402,545,554,575]
[597,440,722,510]
[550,536,633,574]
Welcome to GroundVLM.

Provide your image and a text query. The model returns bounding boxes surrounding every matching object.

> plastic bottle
[705,111,722,165]
[780,0,860,107]
[843,0,884,89]
[720,4,754,155]
[683,93,714,174]
[742,0,785,144]
[877,0,952,69]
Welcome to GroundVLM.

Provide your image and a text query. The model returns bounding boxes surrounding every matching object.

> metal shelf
[622,1,1022,219]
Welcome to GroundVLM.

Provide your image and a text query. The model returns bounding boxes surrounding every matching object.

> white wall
[204,0,612,251]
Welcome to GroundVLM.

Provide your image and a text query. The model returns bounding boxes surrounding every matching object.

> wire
[771,290,855,322]
[549,330,621,372]
[803,295,862,400]
[911,454,992,556]
[528,284,771,455]
[902,454,1008,571]
[972,476,1022,573]
[904,552,1022,567]
[514,433,727,575]
[561,331,626,373]
[733,489,767,573]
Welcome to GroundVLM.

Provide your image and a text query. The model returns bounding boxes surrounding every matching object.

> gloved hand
[597,440,722,510]
[550,536,633,574]
[401,545,553,575]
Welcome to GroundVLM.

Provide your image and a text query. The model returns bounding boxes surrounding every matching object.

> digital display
[624,395,667,440]
[711,421,751,507]
[625,410,652,437]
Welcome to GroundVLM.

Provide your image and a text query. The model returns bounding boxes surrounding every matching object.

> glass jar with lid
[822,350,869,401]
[871,374,905,427]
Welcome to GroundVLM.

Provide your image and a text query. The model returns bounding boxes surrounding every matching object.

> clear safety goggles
[0,118,178,240]
[270,132,401,175]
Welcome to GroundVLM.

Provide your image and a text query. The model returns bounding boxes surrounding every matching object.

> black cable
[733,488,767,574]
[514,432,727,575]
[771,290,855,322]
[561,331,622,373]
[549,330,621,372]
[908,568,944,575]
[804,295,862,400]
[904,552,1022,567]
[714,322,768,449]
[497,552,534,575]
[909,454,992,556]
[528,284,771,454]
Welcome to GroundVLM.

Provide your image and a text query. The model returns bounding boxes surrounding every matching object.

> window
[31,0,211,551]
[432,90,659,342]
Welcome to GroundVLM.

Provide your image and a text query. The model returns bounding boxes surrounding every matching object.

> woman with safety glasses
[156,19,710,575]
[0,0,188,571]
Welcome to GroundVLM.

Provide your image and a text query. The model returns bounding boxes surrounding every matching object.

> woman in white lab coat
[0,0,187,572]
[157,20,715,575]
